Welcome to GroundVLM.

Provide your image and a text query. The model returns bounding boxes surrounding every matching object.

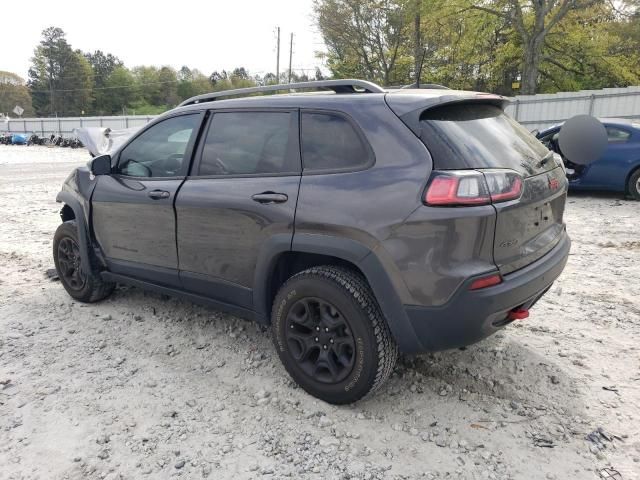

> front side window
[606,127,631,143]
[301,112,371,172]
[116,115,199,177]
[198,112,296,176]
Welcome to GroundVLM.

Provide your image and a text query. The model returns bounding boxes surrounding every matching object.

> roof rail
[178,79,385,107]
[401,83,450,90]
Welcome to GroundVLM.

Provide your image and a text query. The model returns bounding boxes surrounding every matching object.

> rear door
[175,109,301,308]
[418,102,567,274]
[92,113,202,286]
[581,125,637,189]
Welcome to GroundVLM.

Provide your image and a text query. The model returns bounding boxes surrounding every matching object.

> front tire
[627,169,640,200]
[53,221,114,302]
[271,266,397,404]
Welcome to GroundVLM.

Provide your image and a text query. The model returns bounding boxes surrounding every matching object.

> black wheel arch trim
[56,191,93,273]
[253,233,425,353]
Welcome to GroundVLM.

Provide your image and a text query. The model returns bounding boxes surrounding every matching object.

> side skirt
[101,272,263,323]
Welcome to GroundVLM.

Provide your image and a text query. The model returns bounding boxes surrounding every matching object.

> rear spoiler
[385,92,508,137]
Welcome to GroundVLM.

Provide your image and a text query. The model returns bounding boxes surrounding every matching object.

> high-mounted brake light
[424,170,523,206]
[469,274,502,290]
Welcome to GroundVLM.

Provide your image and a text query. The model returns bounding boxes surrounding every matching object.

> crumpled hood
[73,126,141,157]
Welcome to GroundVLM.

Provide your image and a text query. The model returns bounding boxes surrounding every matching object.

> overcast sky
[3,0,325,80]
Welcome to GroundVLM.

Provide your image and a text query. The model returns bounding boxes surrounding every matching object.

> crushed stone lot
[0,145,639,480]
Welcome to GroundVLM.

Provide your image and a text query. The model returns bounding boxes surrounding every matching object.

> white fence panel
[3,85,639,136]
[2,115,156,136]
[505,85,640,131]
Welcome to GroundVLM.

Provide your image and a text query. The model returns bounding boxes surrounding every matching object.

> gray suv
[53,79,571,404]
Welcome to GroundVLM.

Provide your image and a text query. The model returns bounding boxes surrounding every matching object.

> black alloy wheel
[284,297,356,384]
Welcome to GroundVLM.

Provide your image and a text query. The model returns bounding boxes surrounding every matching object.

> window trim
[111,111,205,181]
[299,108,375,175]
[188,108,302,179]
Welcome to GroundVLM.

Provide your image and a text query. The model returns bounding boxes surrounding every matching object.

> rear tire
[271,266,397,404]
[627,169,640,200]
[53,221,114,302]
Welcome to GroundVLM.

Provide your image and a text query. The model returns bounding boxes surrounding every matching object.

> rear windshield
[420,103,552,175]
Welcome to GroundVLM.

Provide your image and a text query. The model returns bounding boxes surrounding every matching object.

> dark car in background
[52,79,571,404]
[537,118,640,199]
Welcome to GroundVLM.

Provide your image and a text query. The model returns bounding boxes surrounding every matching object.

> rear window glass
[606,127,631,143]
[420,104,551,175]
[301,112,371,172]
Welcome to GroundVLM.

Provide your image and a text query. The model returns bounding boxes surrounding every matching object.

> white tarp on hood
[73,127,140,157]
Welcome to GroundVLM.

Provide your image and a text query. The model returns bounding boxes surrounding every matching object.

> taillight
[424,170,523,206]
[483,170,523,202]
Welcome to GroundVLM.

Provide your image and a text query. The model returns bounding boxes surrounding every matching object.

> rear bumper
[403,232,571,352]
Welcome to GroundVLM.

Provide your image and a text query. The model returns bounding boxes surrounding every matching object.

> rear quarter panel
[294,99,431,304]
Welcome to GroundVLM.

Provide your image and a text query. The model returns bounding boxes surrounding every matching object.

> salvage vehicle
[537,118,640,199]
[53,79,571,404]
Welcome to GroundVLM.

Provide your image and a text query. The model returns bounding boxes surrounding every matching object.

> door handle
[251,192,288,204]
[148,189,171,200]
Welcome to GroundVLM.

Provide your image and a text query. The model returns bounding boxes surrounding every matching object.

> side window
[606,127,631,144]
[198,112,296,176]
[301,112,371,172]
[116,115,199,177]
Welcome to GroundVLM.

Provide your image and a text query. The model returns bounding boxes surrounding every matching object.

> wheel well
[266,252,367,318]
[60,204,75,222]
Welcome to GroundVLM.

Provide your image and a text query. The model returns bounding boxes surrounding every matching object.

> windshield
[420,103,553,176]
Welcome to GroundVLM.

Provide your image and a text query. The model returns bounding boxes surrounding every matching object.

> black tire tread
[275,265,397,401]
[627,169,640,200]
[53,221,115,303]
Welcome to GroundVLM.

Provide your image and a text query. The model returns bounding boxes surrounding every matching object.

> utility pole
[276,27,280,83]
[288,33,294,84]
[414,0,422,87]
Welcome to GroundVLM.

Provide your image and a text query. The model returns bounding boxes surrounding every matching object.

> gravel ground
[1,145,639,480]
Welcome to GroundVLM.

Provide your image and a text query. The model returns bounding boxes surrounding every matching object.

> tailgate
[492,166,567,275]
[396,99,569,275]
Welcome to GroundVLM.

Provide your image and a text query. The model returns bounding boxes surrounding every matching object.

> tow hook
[508,308,529,320]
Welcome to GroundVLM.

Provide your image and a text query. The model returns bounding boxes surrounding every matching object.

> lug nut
[329,339,334,344]
[316,326,320,331]
[325,327,329,332]
[314,337,319,342]
[323,345,328,350]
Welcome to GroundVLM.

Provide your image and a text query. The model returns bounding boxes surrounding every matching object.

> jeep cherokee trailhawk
[53,79,570,404]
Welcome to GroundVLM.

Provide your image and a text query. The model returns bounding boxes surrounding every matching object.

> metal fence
[2,85,639,136]
[505,85,640,131]
[0,115,155,136]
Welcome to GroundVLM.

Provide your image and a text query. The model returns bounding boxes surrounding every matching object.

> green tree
[469,0,600,94]
[177,66,212,100]
[0,71,35,116]
[314,0,411,85]
[86,50,123,114]
[103,66,137,114]
[28,27,94,115]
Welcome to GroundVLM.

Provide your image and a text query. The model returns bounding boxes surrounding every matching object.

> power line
[29,78,183,94]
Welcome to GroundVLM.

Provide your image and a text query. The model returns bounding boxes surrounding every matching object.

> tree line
[2,2,639,118]
[1,27,324,118]
[316,0,640,95]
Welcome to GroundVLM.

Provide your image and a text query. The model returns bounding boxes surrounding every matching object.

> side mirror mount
[90,154,112,176]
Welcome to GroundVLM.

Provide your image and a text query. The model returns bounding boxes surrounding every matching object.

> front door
[92,113,203,287]
[175,110,301,308]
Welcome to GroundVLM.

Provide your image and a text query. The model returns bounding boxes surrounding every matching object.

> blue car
[536,118,640,199]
